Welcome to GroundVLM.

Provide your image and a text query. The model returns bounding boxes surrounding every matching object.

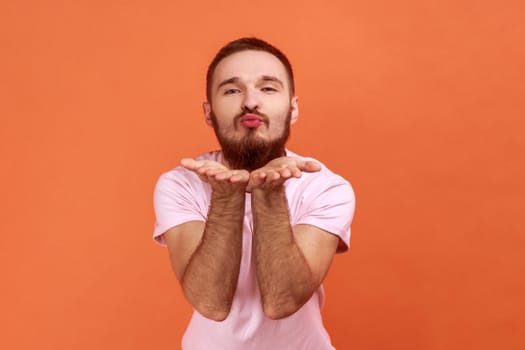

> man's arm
[248,157,340,320]
[164,159,249,321]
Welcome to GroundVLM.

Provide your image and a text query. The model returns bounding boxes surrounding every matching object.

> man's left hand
[246,157,321,192]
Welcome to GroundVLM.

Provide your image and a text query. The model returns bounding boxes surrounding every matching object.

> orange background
[1,1,524,349]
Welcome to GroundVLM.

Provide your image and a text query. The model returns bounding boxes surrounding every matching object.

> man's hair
[206,37,295,102]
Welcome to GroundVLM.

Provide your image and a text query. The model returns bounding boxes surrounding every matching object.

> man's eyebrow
[217,77,239,89]
[261,75,284,87]
[216,75,285,89]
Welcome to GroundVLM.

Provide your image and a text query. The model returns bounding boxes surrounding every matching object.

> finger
[246,172,266,191]
[183,160,216,177]
[180,158,197,170]
[266,170,281,183]
[230,170,250,183]
[265,173,287,187]
[281,164,301,178]
[203,167,223,177]
[250,171,267,182]
[277,167,293,179]
[196,161,228,176]
[195,166,213,177]
[214,170,236,181]
[300,160,321,173]
[230,175,248,183]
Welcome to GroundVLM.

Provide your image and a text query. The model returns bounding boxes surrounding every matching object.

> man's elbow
[182,285,232,322]
[262,300,303,320]
[262,285,315,319]
[194,304,231,322]
[185,292,232,322]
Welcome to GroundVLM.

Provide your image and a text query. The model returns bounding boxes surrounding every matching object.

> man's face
[204,50,298,170]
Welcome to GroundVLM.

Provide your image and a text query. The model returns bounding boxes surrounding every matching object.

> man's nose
[242,89,259,111]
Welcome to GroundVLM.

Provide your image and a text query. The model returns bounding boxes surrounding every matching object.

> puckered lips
[240,113,263,128]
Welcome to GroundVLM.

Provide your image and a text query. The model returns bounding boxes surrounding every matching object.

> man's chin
[246,135,272,145]
[217,135,287,171]
[212,112,291,171]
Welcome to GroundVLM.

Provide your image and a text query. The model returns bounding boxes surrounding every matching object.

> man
[153,37,355,349]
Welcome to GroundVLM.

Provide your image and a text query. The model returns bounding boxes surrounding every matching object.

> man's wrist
[211,188,246,203]
[251,184,286,200]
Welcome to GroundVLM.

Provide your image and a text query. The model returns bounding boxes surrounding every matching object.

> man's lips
[240,113,263,128]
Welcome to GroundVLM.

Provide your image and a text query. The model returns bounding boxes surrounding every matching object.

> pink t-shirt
[153,150,355,350]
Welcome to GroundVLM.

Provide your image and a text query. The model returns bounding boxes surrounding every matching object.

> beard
[210,109,291,171]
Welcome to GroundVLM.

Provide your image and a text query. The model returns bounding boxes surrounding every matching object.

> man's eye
[261,86,277,92]
[224,89,240,95]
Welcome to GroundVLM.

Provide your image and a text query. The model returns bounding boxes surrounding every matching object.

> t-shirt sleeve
[152,168,208,246]
[294,173,356,252]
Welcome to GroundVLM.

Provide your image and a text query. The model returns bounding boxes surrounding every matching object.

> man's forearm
[182,190,245,321]
[251,186,316,319]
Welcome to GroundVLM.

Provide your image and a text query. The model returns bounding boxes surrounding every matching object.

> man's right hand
[181,158,250,195]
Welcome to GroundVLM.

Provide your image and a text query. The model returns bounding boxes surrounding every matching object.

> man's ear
[290,96,299,125]
[203,102,213,127]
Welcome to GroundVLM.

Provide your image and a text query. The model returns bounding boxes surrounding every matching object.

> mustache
[234,108,269,124]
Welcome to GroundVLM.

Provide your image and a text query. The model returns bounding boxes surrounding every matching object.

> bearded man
[153,37,355,350]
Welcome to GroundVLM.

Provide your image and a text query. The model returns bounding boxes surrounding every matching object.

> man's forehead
[212,50,289,87]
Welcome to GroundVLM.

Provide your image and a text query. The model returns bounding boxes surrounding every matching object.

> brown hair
[206,37,295,101]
